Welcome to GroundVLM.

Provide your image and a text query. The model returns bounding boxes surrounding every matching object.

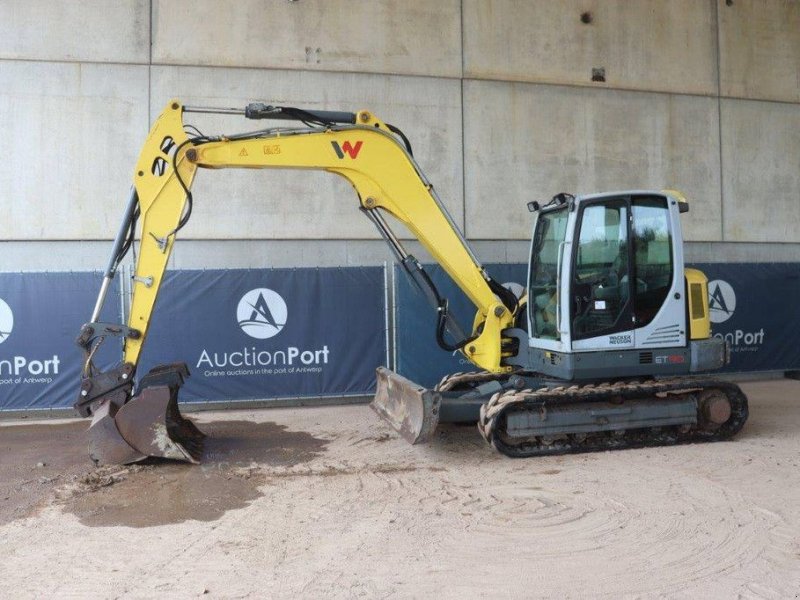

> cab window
[571,200,630,339]
[632,196,673,327]
[529,207,568,340]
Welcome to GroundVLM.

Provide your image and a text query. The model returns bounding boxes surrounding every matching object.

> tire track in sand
[411,463,790,597]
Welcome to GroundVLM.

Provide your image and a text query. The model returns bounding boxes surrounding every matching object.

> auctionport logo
[708,280,736,324]
[237,288,287,339]
[0,298,13,344]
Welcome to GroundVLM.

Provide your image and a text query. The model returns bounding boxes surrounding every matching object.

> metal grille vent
[639,351,653,364]
[643,324,682,345]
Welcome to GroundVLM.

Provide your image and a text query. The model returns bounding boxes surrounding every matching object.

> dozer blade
[371,367,440,444]
[86,364,205,466]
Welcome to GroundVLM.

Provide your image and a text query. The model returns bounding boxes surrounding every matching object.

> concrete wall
[463,0,719,95]
[1,0,799,271]
[463,81,722,241]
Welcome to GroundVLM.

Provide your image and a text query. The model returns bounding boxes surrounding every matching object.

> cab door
[630,195,684,348]
[570,197,634,351]
[528,204,570,351]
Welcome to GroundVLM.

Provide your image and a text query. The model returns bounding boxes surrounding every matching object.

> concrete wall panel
[722,99,800,242]
[4,240,798,274]
[150,66,463,240]
[463,80,721,241]
[1,1,797,268]
[685,242,800,264]
[0,242,119,272]
[0,61,149,240]
[463,0,718,95]
[719,0,800,103]
[152,0,461,78]
[0,1,149,63]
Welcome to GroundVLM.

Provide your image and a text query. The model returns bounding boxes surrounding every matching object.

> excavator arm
[124,100,516,369]
[75,99,519,464]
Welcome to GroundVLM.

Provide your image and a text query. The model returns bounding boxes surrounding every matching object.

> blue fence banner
[0,272,119,410]
[394,263,526,387]
[696,263,800,373]
[138,267,387,402]
[394,262,800,386]
[2,262,797,411]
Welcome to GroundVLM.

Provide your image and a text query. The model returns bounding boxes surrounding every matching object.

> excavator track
[477,378,748,458]
[435,370,513,392]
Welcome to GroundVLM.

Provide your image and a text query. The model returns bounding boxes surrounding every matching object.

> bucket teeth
[166,400,205,463]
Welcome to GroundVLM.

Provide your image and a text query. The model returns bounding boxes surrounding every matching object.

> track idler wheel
[699,389,732,429]
[87,363,205,465]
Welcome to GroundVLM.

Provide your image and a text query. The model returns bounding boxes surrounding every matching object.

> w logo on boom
[237,288,288,339]
[331,140,363,159]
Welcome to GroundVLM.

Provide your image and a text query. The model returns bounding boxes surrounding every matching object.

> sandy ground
[1,379,799,599]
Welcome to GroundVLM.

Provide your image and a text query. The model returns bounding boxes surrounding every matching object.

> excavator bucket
[86,364,205,466]
[371,367,441,444]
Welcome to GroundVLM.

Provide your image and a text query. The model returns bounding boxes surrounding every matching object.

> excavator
[74,99,748,465]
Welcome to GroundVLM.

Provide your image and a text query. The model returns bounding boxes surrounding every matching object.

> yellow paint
[685,268,711,340]
[663,188,689,208]
[125,101,197,365]
[124,100,515,373]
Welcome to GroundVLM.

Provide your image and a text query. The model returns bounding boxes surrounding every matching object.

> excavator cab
[518,191,725,381]
[375,190,745,455]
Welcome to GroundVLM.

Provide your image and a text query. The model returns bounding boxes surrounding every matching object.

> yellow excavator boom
[74,99,519,465]
[128,100,514,371]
